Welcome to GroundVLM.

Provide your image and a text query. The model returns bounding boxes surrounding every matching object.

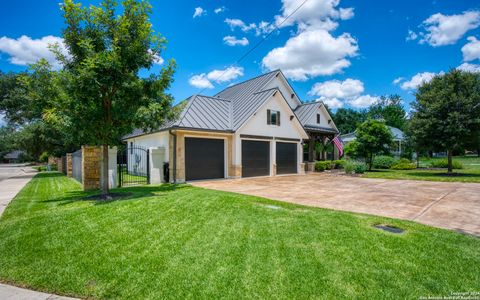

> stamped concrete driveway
[192,173,480,236]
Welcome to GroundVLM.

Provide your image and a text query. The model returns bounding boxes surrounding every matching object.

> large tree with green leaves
[353,119,393,171]
[367,95,407,130]
[410,69,480,173]
[48,0,176,195]
[332,108,367,134]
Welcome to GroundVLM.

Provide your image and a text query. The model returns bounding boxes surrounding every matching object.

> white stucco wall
[303,105,336,129]
[125,131,170,161]
[263,75,301,109]
[234,92,307,172]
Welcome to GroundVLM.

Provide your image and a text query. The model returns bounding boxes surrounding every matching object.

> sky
[1,0,480,115]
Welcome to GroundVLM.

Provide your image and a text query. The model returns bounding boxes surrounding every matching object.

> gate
[117,145,149,187]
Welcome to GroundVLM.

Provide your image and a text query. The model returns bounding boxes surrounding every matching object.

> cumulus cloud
[0,35,68,69]
[406,30,418,41]
[189,66,244,89]
[348,94,379,108]
[457,62,480,73]
[416,11,480,46]
[309,78,364,99]
[322,97,344,109]
[274,0,354,31]
[214,7,225,14]
[223,36,249,46]
[396,72,438,90]
[224,18,274,36]
[462,36,480,61]
[193,7,206,18]
[262,29,358,81]
[392,77,404,84]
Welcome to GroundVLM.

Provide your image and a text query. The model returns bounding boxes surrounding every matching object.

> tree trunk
[447,149,453,174]
[101,144,109,195]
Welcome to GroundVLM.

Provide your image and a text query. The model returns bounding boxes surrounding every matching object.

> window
[316,113,321,124]
[267,109,280,126]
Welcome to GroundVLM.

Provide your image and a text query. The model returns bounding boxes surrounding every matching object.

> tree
[410,69,480,173]
[49,0,176,195]
[332,108,368,134]
[354,119,393,171]
[367,95,407,130]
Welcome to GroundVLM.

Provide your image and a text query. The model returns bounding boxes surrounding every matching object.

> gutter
[169,129,177,184]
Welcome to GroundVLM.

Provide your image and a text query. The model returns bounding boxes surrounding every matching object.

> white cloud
[193,7,206,18]
[214,7,226,14]
[223,36,249,46]
[406,30,418,41]
[309,78,364,99]
[262,29,358,81]
[462,36,480,61]
[225,18,256,32]
[392,77,404,84]
[189,67,244,89]
[274,0,354,31]
[348,94,379,108]
[457,62,480,73]
[0,35,68,69]
[397,72,438,90]
[321,97,344,109]
[188,74,214,89]
[418,11,480,46]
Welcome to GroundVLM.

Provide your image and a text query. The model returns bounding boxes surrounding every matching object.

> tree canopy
[410,69,480,172]
[367,95,407,130]
[352,119,393,170]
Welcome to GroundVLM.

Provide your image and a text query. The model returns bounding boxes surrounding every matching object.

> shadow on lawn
[42,184,190,206]
[406,171,480,178]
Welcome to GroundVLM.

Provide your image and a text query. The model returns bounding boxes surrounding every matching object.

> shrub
[373,155,396,169]
[344,160,366,174]
[333,159,345,169]
[315,161,334,171]
[391,158,416,170]
[430,159,463,169]
[39,152,49,163]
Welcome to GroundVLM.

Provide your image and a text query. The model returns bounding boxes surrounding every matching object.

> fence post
[149,147,166,184]
[108,147,118,188]
[66,153,73,177]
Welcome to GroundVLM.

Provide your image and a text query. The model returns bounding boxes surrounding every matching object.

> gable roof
[294,101,339,134]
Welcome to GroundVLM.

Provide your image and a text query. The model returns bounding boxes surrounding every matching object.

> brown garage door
[185,137,224,181]
[276,142,297,175]
[242,140,270,177]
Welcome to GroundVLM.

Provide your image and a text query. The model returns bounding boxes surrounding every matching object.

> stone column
[149,147,166,184]
[66,153,73,177]
[108,147,117,189]
[82,146,101,191]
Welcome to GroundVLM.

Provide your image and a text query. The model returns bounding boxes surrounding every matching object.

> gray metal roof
[294,101,338,134]
[176,95,232,131]
[214,70,279,101]
[340,126,405,142]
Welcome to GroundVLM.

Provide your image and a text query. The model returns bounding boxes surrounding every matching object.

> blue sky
[1,0,480,113]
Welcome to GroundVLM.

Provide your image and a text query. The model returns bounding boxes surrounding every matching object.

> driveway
[191,173,480,236]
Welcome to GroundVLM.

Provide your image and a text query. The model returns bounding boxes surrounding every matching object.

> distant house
[341,126,405,156]
[2,150,25,163]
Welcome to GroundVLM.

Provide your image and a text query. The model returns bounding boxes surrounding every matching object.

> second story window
[316,113,321,124]
[267,109,280,126]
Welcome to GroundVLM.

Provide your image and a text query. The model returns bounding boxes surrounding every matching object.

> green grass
[0,173,479,299]
[363,156,480,182]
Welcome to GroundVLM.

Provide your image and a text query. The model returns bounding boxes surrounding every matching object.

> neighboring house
[2,150,25,163]
[124,70,339,183]
[341,126,405,156]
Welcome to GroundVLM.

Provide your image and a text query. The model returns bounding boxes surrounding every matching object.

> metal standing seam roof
[294,102,339,134]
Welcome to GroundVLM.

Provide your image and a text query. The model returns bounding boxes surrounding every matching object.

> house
[2,150,25,163]
[341,126,405,156]
[124,70,339,183]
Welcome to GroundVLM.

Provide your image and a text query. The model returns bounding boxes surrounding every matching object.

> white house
[124,70,339,183]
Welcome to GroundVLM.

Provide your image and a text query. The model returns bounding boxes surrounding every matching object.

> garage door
[242,140,270,177]
[276,142,297,175]
[185,137,224,181]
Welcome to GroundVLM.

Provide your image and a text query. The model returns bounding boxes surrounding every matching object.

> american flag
[332,135,344,157]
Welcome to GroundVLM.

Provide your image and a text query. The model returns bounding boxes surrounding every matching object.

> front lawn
[0,173,479,299]
[363,156,480,182]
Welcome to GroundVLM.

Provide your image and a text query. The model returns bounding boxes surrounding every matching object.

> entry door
[185,137,224,181]
[276,142,297,175]
[242,140,270,177]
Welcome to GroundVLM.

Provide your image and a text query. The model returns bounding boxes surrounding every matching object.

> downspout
[169,129,177,184]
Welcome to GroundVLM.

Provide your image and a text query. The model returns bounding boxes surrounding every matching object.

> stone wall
[82,146,101,191]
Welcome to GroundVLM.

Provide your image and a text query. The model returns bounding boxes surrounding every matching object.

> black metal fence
[117,145,149,187]
[72,149,82,183]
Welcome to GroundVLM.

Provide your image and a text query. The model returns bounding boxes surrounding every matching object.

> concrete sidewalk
[0,168,80,300]
[0,283,77,300]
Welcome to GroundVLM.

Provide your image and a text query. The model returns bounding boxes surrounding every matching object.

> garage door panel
[185,137,224,181]
[276,142,297,175]
[242,140,270,177]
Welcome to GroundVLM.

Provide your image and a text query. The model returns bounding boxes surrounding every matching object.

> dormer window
[267,109,280,126]
[316,114,320,124]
